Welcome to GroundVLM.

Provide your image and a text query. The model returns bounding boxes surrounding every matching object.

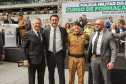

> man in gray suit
[87,19,117,84]
[113,31,126,58]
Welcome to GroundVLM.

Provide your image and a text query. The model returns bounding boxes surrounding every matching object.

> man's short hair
[109,17,112,19]
[50,15,59,20]
[121,16,124,17]
[83,14,86,16]
[18,14,23,17]
[7,14,11,17]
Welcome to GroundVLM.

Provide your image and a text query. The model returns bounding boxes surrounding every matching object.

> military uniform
[18,18,27,41]
[66,32,89,84]
[84,27,94,36]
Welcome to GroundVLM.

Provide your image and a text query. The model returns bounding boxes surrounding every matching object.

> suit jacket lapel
[101,30,107,46]
[31,30,41,43]
[59,27,63,41]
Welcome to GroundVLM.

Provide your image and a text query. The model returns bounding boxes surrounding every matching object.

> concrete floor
[0,62,89,84]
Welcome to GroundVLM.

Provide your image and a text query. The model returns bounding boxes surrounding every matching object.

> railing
[0,0,58,6]
[0,10,57,16]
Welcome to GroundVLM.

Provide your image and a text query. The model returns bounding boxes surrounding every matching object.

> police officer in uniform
[66,22,89,84]
[18,14,27,41]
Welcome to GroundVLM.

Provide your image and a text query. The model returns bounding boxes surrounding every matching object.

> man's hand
[1,54,5,60]
[24,61,30,67]
[107,62,114,70]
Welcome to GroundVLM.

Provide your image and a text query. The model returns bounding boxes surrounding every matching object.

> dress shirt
[92,30,103,55]
[33,28,42,41]
[112,29,116,33]
[120,29,123,33]
[49,26,63,53]
[8,19,12,24]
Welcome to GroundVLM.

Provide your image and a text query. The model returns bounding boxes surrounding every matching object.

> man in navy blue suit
[106,17,113,29]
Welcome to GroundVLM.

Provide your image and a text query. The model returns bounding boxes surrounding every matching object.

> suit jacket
[106,21,113,29]
[44,27,68,57]
[87,30,117,65]
[4,19,16,24]
[0,32,5,60]
[27,20,32,31]
[118,27,126,33]
[22,30,45,64]
[113,31,126,58]
[108,27,120,33]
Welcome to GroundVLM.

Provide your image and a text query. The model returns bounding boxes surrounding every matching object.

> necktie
[37,32,41,41]
[93,33,100,55]
[53,29,56,54]
[9,20,11,24]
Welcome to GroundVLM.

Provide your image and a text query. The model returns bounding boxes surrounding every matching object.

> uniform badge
[81,35,84,38]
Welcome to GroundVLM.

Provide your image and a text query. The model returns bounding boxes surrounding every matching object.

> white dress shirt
[120,29,123,33]
[112,29,116,33]
[49,26,63,52]
[33,28,42,41]
[92,30,103,55]
[8,19,12,24]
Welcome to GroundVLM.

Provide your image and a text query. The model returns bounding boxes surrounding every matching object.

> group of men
[21,14,118,84]
[4,14,31,46]
[0,14,126,84]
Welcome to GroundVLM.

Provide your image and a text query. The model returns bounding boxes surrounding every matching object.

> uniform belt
[93,54,100,58]
[69,53,85,58]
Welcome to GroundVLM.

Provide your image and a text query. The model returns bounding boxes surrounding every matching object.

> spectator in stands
[4,14,16,24]
[46,23,50,28]
[18,14,27,42]
[108,23,120,52]
[53,8,57,13]
[44,7,48,14]
[106,17,113,29]
[26,16,32,31]
[82,14,88,28]
[65,23,73,33]
[118,16,125,27]
[70,23,73,29]
[79,17,85,30]
[76,19,78,22]
[84,22,94,36]
[1,29,5,46]
[119,23,126,51]
[0,32,5,64]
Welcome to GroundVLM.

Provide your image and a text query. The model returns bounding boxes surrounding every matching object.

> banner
[62,0,126,27]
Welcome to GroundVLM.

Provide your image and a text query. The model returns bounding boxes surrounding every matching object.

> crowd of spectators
[64,15,126,52]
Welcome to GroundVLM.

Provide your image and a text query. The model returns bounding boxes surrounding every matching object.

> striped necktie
[93,33,100,55]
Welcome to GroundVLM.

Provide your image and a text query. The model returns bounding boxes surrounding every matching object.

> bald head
[94,19,104,32]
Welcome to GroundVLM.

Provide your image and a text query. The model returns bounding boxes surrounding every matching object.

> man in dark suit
[108,23,120,52]
[26,16,32,31]
[44,15,67,84]
[4,14,16,24]
[0,32,5,63]
[22,18,45,84]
